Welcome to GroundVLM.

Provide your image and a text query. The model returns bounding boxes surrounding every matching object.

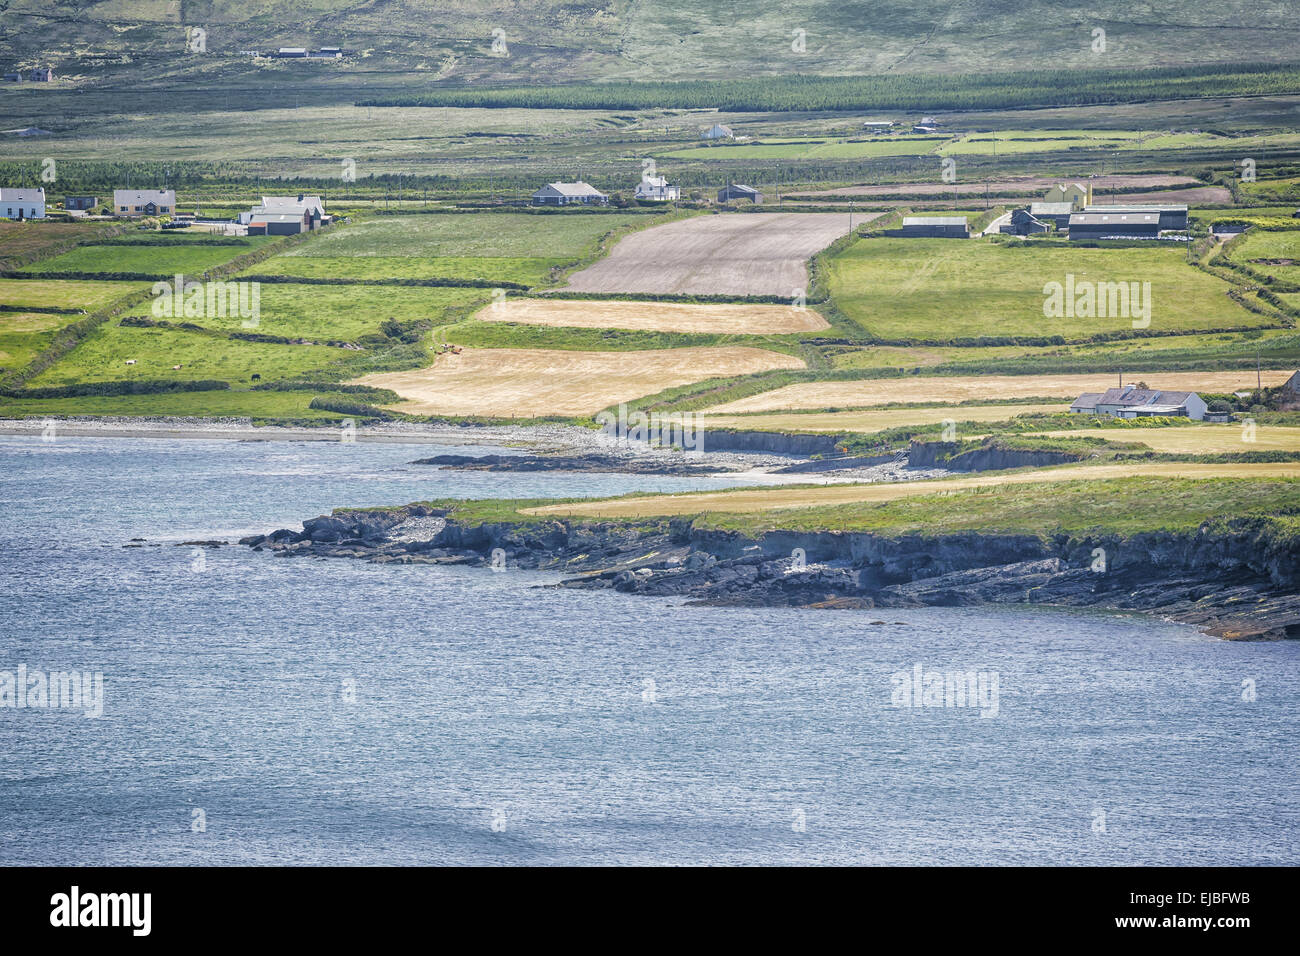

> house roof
[702,123,733,137]
[902,216,968,227]
[260,194,324,214]
[250,213,308,223]
[722,183,760,194]
[1069,212,1160,226]
[637,176,673,188]
[535,181,607,198]
[1030,202,1075,215]
[1283,370,1300,392]
[1070,392,1104,408]
[1096,387,1197,407]
[114,189,175,204]
[0,187,45,201]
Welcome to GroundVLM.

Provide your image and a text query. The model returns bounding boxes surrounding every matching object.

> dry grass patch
[699,403,1070,433]
[525,462,1300,519]
[1030,424,1300,453]
[357,346,805,418]
[481,298,829,334]
[707,370,1296,414]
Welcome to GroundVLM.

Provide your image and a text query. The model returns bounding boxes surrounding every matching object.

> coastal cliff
[243,506,1300,641]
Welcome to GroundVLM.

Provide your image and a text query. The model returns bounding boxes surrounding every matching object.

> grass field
[25,323,350,387]
[0,222,121,269]
[564,213,854,297]
[699,403,1071,433]
[357,346,806,418]
[825,238,1268,340]
[481,298,829,334]
[0,389,350,421]
[243,255,559,285]
[121,283,487,340]
[24,239,269,275]
[705,369,1294,413]
[525,464,1300,519]
[0,278,146,311]
[0,312,85,371]
[1227,229,1300,262]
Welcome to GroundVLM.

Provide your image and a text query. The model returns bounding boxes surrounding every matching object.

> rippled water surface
[1,435,1296,865]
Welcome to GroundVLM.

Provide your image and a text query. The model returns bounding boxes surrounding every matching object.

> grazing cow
[251,373,261,381]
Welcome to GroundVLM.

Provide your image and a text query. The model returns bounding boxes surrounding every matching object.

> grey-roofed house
[1001,208,1049,235]
[1069,393,1104,414]
[247,211,312,235]
[1080,204,1188,230]
[64,196,98,211]
[885,216,970,239]
[1068,211,1162,241]
[1029,202,1075,230]
[531,181,609,206]
[717,183,762,204]
[1090,385,1207,420]
[114,189,176,217]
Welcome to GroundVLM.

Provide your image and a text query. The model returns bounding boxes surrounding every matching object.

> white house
[634,176,679,202]
[701,123,734,140]
[531,181,609,206]
[0,187,45,219]
[239,194,326,227]
[113,189,176,217]
[1072,385,1207,420]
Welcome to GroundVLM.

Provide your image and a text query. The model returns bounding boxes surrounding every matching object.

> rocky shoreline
[241,504,1300,641]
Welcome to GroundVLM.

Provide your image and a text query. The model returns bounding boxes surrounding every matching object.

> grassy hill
[3,0,1299,87]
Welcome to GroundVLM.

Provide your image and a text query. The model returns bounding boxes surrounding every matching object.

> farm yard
[480,298,830,334]
[562,212,858,296]
[357,346,806,418]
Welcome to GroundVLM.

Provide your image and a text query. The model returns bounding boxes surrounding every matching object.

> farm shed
[1081,204,1188,230]
[1091,386,1206,420]
[531,182,609,206]
[248,211,312,235]
[1028,202,1075,230]
[64,196,98,211]
[1001,208,1049,235]
[717,184,763,204]
[885,216,970,239]
[1068,212,1162,240]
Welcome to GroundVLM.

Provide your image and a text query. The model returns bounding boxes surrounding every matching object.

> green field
[25,323,350,387]
[825,238,1269,340]
[659,136,948,160]
[0,389,352,420]
[242,254,558,285]
[0,278,147,311]
[1228,229,1300,262]
[0,312,85,371]
[24,239,270,275]
[121,283,487,340]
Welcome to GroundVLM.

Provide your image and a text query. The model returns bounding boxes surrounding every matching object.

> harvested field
[356,346,805,418]
[562,213,854,297]
[705,370,1295,413]
[789,175,1201,199]
[526,462,1300,519]
[480,298,829,334]
[1092,187,1231,204]
[700,403,1069,433]
[1030,425,1300,453]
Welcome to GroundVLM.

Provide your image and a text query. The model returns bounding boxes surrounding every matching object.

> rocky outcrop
[410,453,720,475]
[241,508,1300,641]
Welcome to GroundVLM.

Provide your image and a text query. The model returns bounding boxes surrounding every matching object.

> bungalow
[531,181,608,206]
[1068,211,1162,241]
[113,189,176,217]
[718,183,762,204]
[64,196,99,211]
[1000,208,1049,235]
[634,176,679,202]
[884,216,970,239]
[1077,385,1207,420]
[0,187,45,219]
[701,123,734,140]
[239,194,326,227]
[247,211,313,235]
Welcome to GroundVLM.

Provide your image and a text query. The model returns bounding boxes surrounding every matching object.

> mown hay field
[481,298,829,334]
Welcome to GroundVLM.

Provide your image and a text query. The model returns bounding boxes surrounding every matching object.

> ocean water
[0,434,1296,866]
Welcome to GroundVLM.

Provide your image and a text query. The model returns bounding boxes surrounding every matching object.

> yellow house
[1043,182,1092,210]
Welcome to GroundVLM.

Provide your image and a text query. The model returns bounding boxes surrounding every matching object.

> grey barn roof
[902,216,967,226]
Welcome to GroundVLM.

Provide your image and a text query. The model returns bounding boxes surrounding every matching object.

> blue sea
[0,434,1296,865]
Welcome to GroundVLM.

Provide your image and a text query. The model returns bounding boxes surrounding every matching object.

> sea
[0,434,1296,865]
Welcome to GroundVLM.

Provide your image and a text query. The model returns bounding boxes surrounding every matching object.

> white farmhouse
[701,123,734,140]
[634,176,679,201]
[0,187,45,219]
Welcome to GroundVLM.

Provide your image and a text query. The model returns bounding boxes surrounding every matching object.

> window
[159,206,169,212]
[120,206,127,212]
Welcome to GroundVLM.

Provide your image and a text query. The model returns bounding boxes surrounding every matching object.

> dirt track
[563,213,854,297]
[482,298,829,334]
[526,462,1300,519]
[706,370,1295,413]
[356,346,805,418]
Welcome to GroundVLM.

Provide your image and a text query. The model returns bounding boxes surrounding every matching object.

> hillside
[2,0,1299,86]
